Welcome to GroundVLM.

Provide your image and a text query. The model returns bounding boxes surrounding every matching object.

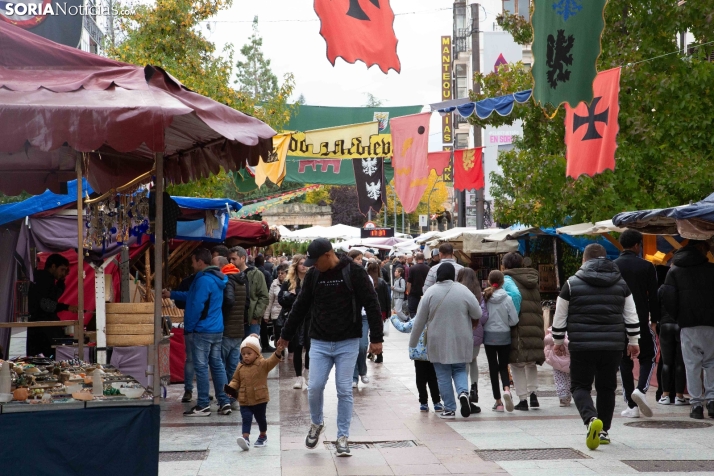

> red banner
[454,147,484,192]
[314,0,401,74]
[565,67,621,179]
[390,112,431,213]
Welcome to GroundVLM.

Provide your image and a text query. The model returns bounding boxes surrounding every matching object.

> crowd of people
[165,229,714,456]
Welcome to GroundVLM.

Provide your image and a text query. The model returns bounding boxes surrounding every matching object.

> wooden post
[144,247,152,297]
[76,156,85,360]
[552,236,561,290]
[152,153,164,401]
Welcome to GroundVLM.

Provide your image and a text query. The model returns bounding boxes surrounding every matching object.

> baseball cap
[304,238,333,267]
[431,249,439,257]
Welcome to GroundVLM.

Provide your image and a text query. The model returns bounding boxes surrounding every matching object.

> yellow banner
[255,133,290,188]
[288,132,393,159]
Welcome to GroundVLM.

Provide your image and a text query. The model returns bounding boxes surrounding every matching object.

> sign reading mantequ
[441,36,453,145]
[361,227,394,238]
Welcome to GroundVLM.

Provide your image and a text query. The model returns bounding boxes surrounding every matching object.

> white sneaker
[352,381,358,389]
[675,396,690,406]
[293,377,303,389]
[502,390,514,412]
[658,395,671,405]
[361,375,370,384]
[631,389,653,417]
[621,406,640,418]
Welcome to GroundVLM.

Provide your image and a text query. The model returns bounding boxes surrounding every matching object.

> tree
[481,1,714,227]
[364,93,384,107]
[297,94,307,105]
[383,171,449,232]
[236,17,279,103]
[329,187,365,227]
[303,186,332,206]
[108,0,296,199]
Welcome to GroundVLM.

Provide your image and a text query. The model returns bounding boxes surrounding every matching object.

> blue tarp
[172,196,241,212]
[612,193,714,236]
[0,178,93,227]
[515,226,621,260]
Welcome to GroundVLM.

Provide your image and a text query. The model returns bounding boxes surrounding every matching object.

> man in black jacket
[278,238,383,457]
[614,230,660,419]
[27,254,78,358]
[552,244,640,450]
[661,240,714,419]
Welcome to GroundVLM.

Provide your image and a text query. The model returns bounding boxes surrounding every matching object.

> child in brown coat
[224,334,283,450]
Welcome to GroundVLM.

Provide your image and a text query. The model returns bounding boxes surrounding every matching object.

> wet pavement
[159,330,713,476]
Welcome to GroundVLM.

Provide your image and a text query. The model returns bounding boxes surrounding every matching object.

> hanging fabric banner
[353,157,387,215]
[437,90,532,119]
[289,131,393,159]
[303,121,379,155]
[564,67,621,179]
[286,158,394,185]
[255,133,291,188]
[454,147,484,192]
[427,151,451,176]
[531,0,607,108]
[314,0,401,74]
[390,112,431,213]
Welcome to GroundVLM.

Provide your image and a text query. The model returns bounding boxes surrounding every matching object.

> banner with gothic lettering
[353,158,387,215]
[531,0,607,108]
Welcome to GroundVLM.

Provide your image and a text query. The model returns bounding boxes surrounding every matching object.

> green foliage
[483,0,714,227]
[0,192,31,205]
[496,11,533,44]
[236,17,278,102]
[109,0,297,199]
[303,186,332,206]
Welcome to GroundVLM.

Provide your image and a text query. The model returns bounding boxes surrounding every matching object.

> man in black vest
[614,230,660,419]
[552,244,640,450]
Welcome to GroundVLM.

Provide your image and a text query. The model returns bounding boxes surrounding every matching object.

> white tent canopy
[284,224,361,242]
[556,220,625,236]
[484,226,541,242]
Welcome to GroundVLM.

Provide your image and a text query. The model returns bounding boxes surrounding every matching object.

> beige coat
[228,352,280,406]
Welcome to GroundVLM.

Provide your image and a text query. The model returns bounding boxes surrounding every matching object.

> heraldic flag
[564,67,620,179]
[427,151,451,176]
[314,0,401,74]
[454,148,484,192]
[353,157,387,215]
[390,112,430,213]
[532,0,607,108]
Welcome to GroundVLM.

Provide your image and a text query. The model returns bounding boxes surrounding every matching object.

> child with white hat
[225,334,284,450]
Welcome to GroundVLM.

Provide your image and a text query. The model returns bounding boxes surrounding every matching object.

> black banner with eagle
[352,157,386,216]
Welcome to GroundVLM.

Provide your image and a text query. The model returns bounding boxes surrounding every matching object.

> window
[502,0,515,14]
[455,133,469,149]
[455,64,469,99]
[518,0,530,21]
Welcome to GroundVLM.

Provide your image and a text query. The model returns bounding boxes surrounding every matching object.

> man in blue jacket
[164,248,231,417]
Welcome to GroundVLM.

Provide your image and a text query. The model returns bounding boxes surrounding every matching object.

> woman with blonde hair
[278,254,310,389]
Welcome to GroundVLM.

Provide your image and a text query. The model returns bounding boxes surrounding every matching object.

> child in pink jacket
[544,327,571,407]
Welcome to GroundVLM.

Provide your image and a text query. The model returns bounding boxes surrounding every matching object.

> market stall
[0,22,274,476]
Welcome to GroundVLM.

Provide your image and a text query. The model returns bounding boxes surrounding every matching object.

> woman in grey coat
[409,263,482,419]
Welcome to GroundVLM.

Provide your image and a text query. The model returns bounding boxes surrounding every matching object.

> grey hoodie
[483,288,519,346]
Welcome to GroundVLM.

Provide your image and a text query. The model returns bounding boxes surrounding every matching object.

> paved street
[158,330,713,476]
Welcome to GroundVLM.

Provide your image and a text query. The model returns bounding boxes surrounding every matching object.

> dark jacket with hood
[221,264,248,339]
[281,256,384,344]
[559,259,632,352]
[614,250,660,326]
[278,277,307,346]
[660,245,714,329]
[503,268,545,364]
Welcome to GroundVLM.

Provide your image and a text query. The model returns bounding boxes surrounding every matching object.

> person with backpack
[277,239,384,457]
[213,256,249,411]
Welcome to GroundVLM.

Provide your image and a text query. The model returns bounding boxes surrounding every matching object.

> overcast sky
[201,0,504,109]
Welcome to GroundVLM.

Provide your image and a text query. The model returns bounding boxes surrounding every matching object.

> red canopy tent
[0,22,275,399]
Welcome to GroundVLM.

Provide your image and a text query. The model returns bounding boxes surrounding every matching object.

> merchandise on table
[0,357,148,408]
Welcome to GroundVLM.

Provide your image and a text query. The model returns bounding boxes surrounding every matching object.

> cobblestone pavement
[159,330,714,476]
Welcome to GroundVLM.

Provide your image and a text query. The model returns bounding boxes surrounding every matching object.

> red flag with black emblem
[564,67,621,179]
[314,0,401,74]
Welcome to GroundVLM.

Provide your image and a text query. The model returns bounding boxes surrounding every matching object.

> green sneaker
[586,418,603,450]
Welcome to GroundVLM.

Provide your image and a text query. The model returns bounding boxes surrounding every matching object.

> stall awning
[556,220,625,236]
[612,193,714,239]
[0,178,92,227]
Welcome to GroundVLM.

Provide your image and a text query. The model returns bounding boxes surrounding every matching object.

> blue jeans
[245,323,261,338]
[353,316,369,382]
[184,332,194,393]
[240,403,268,435]
[222,336,242,382]
[308,338,360,438]
[433,363,469,412]
[193,332,230,408]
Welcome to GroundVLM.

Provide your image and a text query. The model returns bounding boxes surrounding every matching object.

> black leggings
[289,340,310,377]
[659,322,686,396]
[485,344,511,400]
